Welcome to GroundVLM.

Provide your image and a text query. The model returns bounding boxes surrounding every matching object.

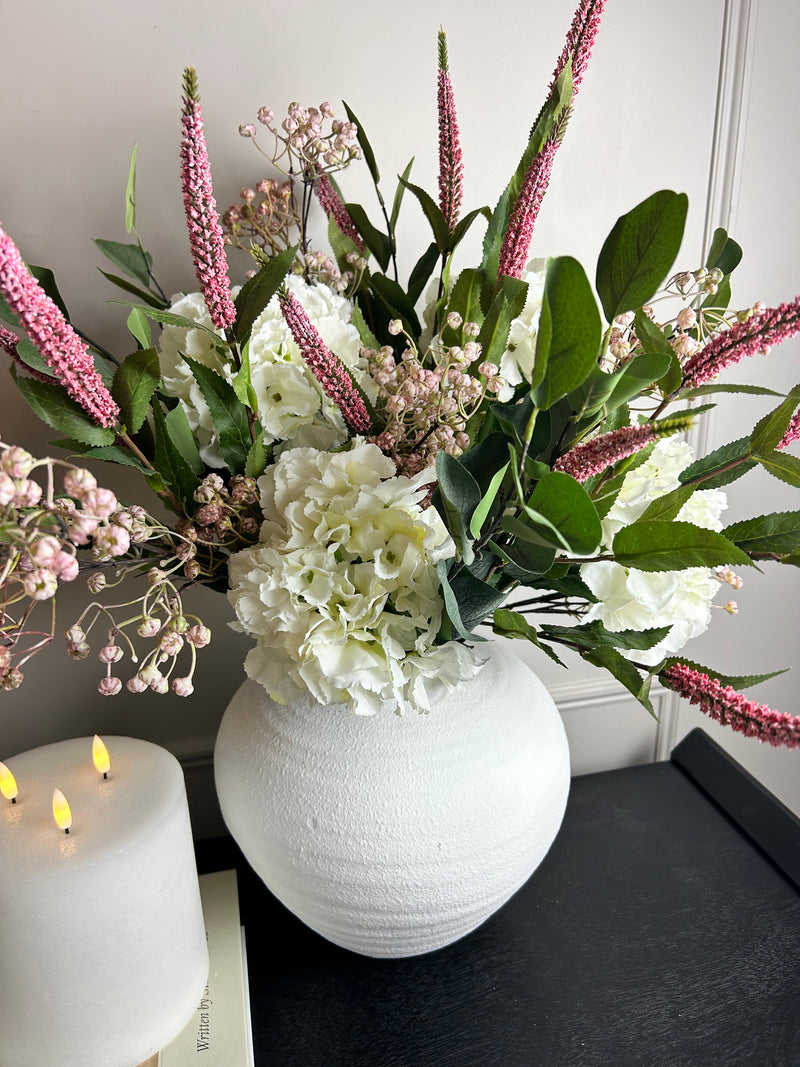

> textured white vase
[214,642,570,958]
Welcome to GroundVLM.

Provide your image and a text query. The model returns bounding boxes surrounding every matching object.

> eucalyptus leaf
[435,451,481,564]
[436,559,487,642]
[125,143,137,233]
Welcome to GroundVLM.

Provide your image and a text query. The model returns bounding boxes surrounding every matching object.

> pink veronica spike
[554,416,693,482]
[661,663,800,749]
[180,67,237,332]
[437,31,464,234]
[0,225,119,427]
[498,0,606,279]
[682,295,800,389]
[315,173,364,251]
[278,287,371,434]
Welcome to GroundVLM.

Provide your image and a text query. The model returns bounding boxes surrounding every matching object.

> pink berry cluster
[367,314,505,476]
[176,472,262,569]
[222,179,297,259]
[240,101,361,174]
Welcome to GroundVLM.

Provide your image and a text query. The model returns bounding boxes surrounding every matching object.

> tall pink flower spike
[437,30,464,234]
[278,287,372,434]
[180,67,237,332]
[315,172,365,251]
[0,225,119,428]
[662,663,800,749]
[682,295,800,389]
[498,0,607,280]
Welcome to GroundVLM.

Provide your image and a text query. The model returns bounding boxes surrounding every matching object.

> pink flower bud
[239,123,256,138]
[172,677,194,697]
[724,600,739,615]
[23,568,58,600]
[148,568,167,586]
[63,468,97,499]
[98,676,122,696]
[99,644,123,664]
[1,447,34,478]
[1,668,24,690]
[13,479,42,508]
[92,524,131,559]
[87,572,107,593]
[67,641,91,660]
[257,106,274,125]
[186,624,211,648]
[677,307,697,331]
[184,560,201,580]
[52,552,79,582]
[82,487,118,519]
[137,617,162,639]
[388,319,403,336]
[29,535,61,567]
[68,515,99,545]
[127,675,148,694]
[0,472,15,505]
[160,632,184,657]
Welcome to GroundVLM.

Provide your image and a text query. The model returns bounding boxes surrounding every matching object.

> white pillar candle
[0,736,208,1067]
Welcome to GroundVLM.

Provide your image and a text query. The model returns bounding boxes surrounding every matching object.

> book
[156,869,254,1066]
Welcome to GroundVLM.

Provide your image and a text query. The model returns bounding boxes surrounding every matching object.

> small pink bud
[1,447,34,478]
[160,632,184,657]
[186,624,211,648]
[0,472,15,505]
[98,676,122,696]
[13,479,43,508]
[172,677,194,697]
[63,468,97,498]
[87,572,107,593]
[1,668,24,690]
[239,123,257,138]
[126,675,148,694]
[92,524,131,559]
[387,319,403,336]
[82,487,118,519]
[137,617,162,639]
[29,535,61,567]
[52,552,79,582]
[446,311,463,330]
[99,644,123,664]
[677,307,697,331]
[257,106,274,125]
[23,568,58,601]
[724,600,739,615]
[148,568,167,586]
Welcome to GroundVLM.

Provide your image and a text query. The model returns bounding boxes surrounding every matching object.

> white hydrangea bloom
[157,275,372,466]
[581,437,728,665]
[227,439,482,714]
[497,258,547,399]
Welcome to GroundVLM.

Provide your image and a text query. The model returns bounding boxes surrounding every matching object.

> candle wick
[103,771,108,780]
[64,827,70,835]
[11,797,16,804]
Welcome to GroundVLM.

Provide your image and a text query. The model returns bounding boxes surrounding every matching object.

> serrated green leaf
[183,357,251,474]
[582,645,656,716]
[245,432,270,479]
[398,176,450,252]
[94,239,153,287]
[612,520,753,571]
[595,190,688,321]
[532,257,601,410]
[29,265,70,320]
[449,206,491,250]
[125,143,138,233]
[637,483,696,523]
[151,399,197,505]
[14,375,115,446]
[51,440,151,473]
[342,101,380,186]
[406,242,439,307]
[750,384,800,455]
[350,301,380,351]
[114,301,220,334]
[390,157,414,230]
[164,403,203,476]
[722,511,800,555]
[492,609,565,666]
[659,657,787,691]
[13,336,55,378]
[542,619,672,652]
[755,449,800,489]
[234,244,297,345]
[112,348,160,433]
[679,435,755,489]
[345,203,391,271]
[443,268,485,345]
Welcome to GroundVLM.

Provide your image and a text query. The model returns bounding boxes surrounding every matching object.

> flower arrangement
[2,0,800,746]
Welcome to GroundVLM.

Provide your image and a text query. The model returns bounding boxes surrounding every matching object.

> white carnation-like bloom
[497,258,547,399]
[581,437,728,665]
[227,439,482,715]
[157,275,372,466]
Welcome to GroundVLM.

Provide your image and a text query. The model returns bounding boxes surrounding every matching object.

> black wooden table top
[195,730,800,1067]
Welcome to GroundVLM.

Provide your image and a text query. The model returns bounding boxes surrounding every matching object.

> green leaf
[469,462,509,539]
[477,276,529,368]
[488,538,556,580]
[637,483,696,523]
[127,307,152,349]
[492,609,565,666]
[390,158,415,230]
[435,451,481,564]
[633,308,674,357]
[125,143,138,233]
[490,394,536,448]
[164,403,203,476]
[94,239,153,287]
[14,375,115,446]
[722,512,800,556]
[581,645,656,716]
[750,384,800,455]
[449,206,491,250]
[0,293,19,328]
[183,357,251,474]
[595,190,688,321]
[398,176,450,252]
[234,244,297,345]
[370,273,421,336]
[345,203,391,271]
[660,657,787,692]
[51,440,151,473]
[444,269,485,343]
[679,436,755,489]
[342,102,380,186]
[350,301,380,351]
[407,242,440,307]
[114,301,220,334]
[99,270,165,309]
[245,432,270,479]
[681,382,783,399]
[111,348,160,433]
[13,336,55,378]
[526,470,603,555]
[612,520,753,571]
[29,265,70,320]
[151,399,197,505]
[704,227,743,276]
[532,257,602,410]
[755,449,800,489]
[542,619,672,652]
[437,559,487,642]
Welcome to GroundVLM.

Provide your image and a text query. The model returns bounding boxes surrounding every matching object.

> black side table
[196,729,800,1067]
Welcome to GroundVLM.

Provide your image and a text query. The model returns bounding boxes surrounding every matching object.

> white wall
[1,0,797,829]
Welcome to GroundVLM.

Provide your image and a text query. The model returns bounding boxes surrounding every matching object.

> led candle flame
[52,789,72,834]
[0,761,18,803]
[92,735,110,779]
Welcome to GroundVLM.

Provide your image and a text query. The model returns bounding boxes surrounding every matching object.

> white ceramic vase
[214,642,570,958]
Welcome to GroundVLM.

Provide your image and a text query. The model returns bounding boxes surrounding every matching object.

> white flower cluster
[581,438,728,665]
[227,440,482,715]
[157,275,373,465]
[497,258,547,398]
